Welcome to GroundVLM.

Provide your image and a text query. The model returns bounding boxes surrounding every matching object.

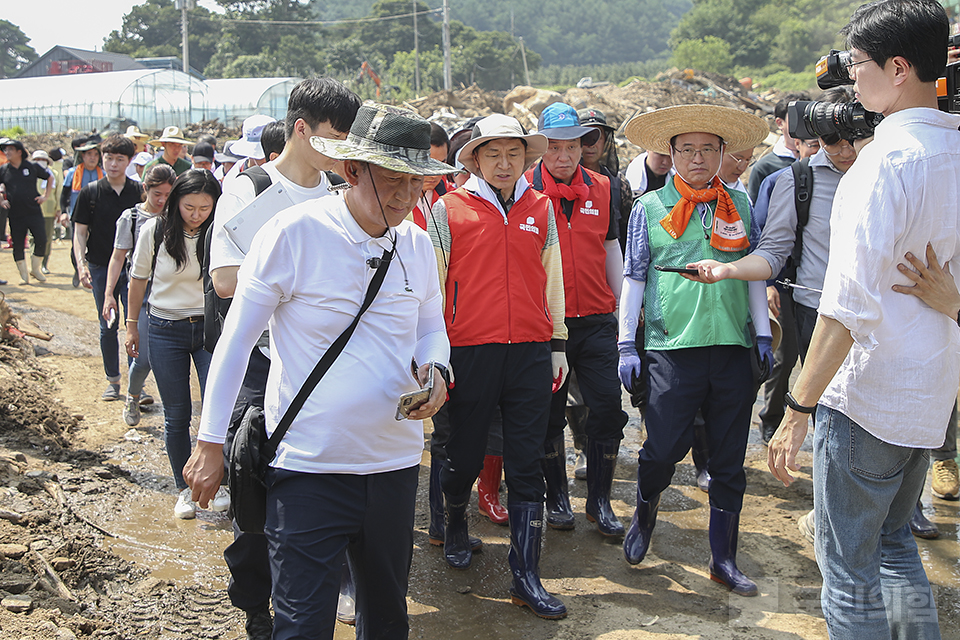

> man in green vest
[616,104,772,597]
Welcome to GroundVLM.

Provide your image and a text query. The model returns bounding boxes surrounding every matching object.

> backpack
[781,158,814,283]
[202,167,347,353]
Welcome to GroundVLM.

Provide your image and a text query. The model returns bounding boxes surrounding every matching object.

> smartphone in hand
[654,265,699,276]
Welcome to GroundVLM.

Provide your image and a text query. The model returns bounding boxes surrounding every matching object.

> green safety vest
[641,180,753,351]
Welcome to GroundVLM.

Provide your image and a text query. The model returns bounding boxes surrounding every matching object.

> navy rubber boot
[623,474,659,565]
[707,506,758,597]
[430,460,482,551]
[508,502,567,619]
[584,438,624,537]
[542,436,575,530]
[443,491,473,569]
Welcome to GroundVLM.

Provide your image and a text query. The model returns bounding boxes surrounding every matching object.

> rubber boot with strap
[477,455,508,525]
[542,435,574,530]
[708,506,758,596]
[585,438,624,537]
[508,501,567,619]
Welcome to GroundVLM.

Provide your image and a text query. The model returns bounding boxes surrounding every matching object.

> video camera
[788,35,960,141]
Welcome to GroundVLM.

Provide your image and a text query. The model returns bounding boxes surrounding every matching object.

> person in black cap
[0,139,51,284]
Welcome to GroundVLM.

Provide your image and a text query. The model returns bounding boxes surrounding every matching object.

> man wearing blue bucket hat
[526,102,629,538]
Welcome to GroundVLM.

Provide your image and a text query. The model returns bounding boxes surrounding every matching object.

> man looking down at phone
[184,102,453,639]
[617,105,771,596]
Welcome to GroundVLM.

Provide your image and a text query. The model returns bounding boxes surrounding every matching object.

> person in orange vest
[427,114,569,619]
[526,102,628,536]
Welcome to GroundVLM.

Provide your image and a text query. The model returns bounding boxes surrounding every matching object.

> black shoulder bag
[230,248,392,533]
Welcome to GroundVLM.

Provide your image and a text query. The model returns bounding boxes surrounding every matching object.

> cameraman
[761,1,958,637]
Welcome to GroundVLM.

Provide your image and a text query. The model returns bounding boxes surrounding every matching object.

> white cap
[229,114,276,160]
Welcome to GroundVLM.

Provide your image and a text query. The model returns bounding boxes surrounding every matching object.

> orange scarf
[72,165,104,193]
[659,174,749,252]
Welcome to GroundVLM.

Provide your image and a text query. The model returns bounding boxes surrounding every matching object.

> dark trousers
[429,404,503,460]
[9,211,46,261]
[266,465,419,640]
[759,286,799,432]
[442,342,551,504]
[641,346,754,512]
[546,315,627,444]
[793,300,818,363]
[88,262,129,380]
[222,346,272,613]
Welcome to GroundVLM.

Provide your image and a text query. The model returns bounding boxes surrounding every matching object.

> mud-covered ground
[0,243,957,640]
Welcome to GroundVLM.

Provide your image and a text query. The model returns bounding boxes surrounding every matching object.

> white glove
[551,351,568,392]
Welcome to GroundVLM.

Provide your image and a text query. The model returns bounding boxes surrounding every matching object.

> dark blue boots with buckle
[508,501,567,619]
[707,506,758,597]
[585,438,624,536]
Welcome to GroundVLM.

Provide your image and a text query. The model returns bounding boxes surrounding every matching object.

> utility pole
[510,8,515,87]
[442,0,452,91]
[177,0,191,77]
[519,37,530,86]
[413,0,421,95]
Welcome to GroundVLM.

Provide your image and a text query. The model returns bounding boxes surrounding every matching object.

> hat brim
[769,315,782,352]
[148,136,191,146]
[125,133,150,140]
[539,125,601,147]
[229,139,264,160]
[624,105,768,155]
[215,152,240,163]
[458,132,548,176]
[310,136,454,176]
[581,120,616,133]
[75,143,100,152]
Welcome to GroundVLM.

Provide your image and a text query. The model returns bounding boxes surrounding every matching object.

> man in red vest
[526,102,628,537]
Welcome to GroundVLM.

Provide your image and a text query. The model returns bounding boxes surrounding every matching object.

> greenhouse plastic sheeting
[0,69,207,133]
[203,78,299,126]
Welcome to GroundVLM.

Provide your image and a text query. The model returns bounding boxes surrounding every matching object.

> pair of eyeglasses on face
[822,140,856,156]
[727,154,751,166]
[843,57,873,74]
[673,147,720,160]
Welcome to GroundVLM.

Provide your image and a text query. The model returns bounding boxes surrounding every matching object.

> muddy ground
[0,242,957,640]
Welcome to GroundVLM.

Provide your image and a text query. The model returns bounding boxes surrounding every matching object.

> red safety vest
[441,187,555,347]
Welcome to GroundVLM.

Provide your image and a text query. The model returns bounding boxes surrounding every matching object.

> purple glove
[756,335,774,382]
[618,341,643,393]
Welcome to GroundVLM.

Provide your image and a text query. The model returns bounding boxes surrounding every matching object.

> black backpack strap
[325,170,347,189]
[790,157,814,271]
[262,249,393,462]
[150,219,163,275]
[240,165,272,196]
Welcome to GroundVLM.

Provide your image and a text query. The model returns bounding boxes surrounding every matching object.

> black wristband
[785,391,817,414]
[432,362,451,387]
[956,308,960,327]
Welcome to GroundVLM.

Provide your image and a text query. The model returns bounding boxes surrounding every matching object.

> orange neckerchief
[72,165,104,193]
[659,174,749,252]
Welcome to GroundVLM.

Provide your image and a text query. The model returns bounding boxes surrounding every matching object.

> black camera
[787,100,883,141]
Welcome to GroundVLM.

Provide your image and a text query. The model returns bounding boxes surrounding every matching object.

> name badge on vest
[23,168,30,176]
[713,217,747,243]
[580,199,600,216]
[519,216,540,234]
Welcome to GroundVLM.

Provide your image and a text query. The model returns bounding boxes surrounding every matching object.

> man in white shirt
[765,1,960,637]
[185,101,453,640]
[203,77,360,640]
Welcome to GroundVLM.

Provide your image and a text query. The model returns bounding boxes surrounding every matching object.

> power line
[190,7,442,27]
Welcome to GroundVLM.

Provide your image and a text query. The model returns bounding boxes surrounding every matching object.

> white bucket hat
[457,114,548,176]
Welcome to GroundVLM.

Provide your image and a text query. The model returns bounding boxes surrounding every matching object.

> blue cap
[537,103,601,145]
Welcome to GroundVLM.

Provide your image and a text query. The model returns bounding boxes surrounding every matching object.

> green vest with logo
[641,180,753,351]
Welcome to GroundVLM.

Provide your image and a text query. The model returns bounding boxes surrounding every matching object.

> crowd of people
[0,1,957,638]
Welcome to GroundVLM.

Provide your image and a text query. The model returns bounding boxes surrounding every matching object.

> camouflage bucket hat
[310,101,454,176]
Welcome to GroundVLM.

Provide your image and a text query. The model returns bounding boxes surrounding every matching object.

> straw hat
[148,126,192,146]
[624,105,768,155]
[124,125,150,141]
[310,102,454,176]
[458,114,548,175]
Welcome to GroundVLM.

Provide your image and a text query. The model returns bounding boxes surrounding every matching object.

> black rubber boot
[443,491,473,569]
[244,601,273,640]
[542,435,575,530]
[909,501,939,539]
[429,459,482,551]
[508,501,567,619]
[623,475,659,565]
[585,438,624,537]
[691,414,711,493]
[707,506,758,597]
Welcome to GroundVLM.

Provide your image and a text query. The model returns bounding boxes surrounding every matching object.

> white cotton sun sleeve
[618,276,645,345]
[196,294,276,445]
[749,279,772,338]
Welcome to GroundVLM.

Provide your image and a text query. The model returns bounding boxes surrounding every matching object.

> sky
[6,0,223,57]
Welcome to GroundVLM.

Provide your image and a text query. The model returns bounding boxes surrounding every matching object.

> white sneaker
[174,488,196,520]
[211,486,231,513]
[122,395,141,427]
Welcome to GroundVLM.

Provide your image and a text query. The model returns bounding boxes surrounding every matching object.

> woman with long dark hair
[125,169,221,519]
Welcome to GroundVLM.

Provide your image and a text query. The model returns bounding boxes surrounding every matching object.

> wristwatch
[785,391,817,414]
[432,362,451,387]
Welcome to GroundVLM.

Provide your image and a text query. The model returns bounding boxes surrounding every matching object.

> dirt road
[0,242,957,640]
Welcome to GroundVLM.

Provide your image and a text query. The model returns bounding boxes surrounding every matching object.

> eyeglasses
[822,141,856,156]
[673,147,720,160]
[727,154,751,166]
[843,58,873,74]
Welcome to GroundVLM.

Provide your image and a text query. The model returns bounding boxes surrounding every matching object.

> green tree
[104,0,222,73]
[354,0,442,62]
[671,36,734,74]
[0,20,37,79]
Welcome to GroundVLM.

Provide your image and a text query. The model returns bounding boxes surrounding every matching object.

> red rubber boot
[477,455,508,525]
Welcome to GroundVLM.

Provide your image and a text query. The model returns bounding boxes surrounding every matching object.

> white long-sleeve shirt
[197,194,449,474]
[819,107,960,448]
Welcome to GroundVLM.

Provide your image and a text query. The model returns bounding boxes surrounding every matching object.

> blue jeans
[814,406,940,640]
[148,315,211,490]
[88,262,129,382]
[126,282,152,398]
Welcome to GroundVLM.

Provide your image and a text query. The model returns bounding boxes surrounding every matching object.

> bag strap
[240,165,272,196]
[262,247,394,460]
[790,157,813,271]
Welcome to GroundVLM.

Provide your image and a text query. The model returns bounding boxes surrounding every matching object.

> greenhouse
[202,78,300,126]
[0,69,207,133]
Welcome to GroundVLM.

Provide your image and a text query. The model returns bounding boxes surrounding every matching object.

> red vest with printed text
[441,187,555,347]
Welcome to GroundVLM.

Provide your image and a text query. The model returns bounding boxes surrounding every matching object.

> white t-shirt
[130,217,205,320]
[197,195,449,474]
[209,161,334,272]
